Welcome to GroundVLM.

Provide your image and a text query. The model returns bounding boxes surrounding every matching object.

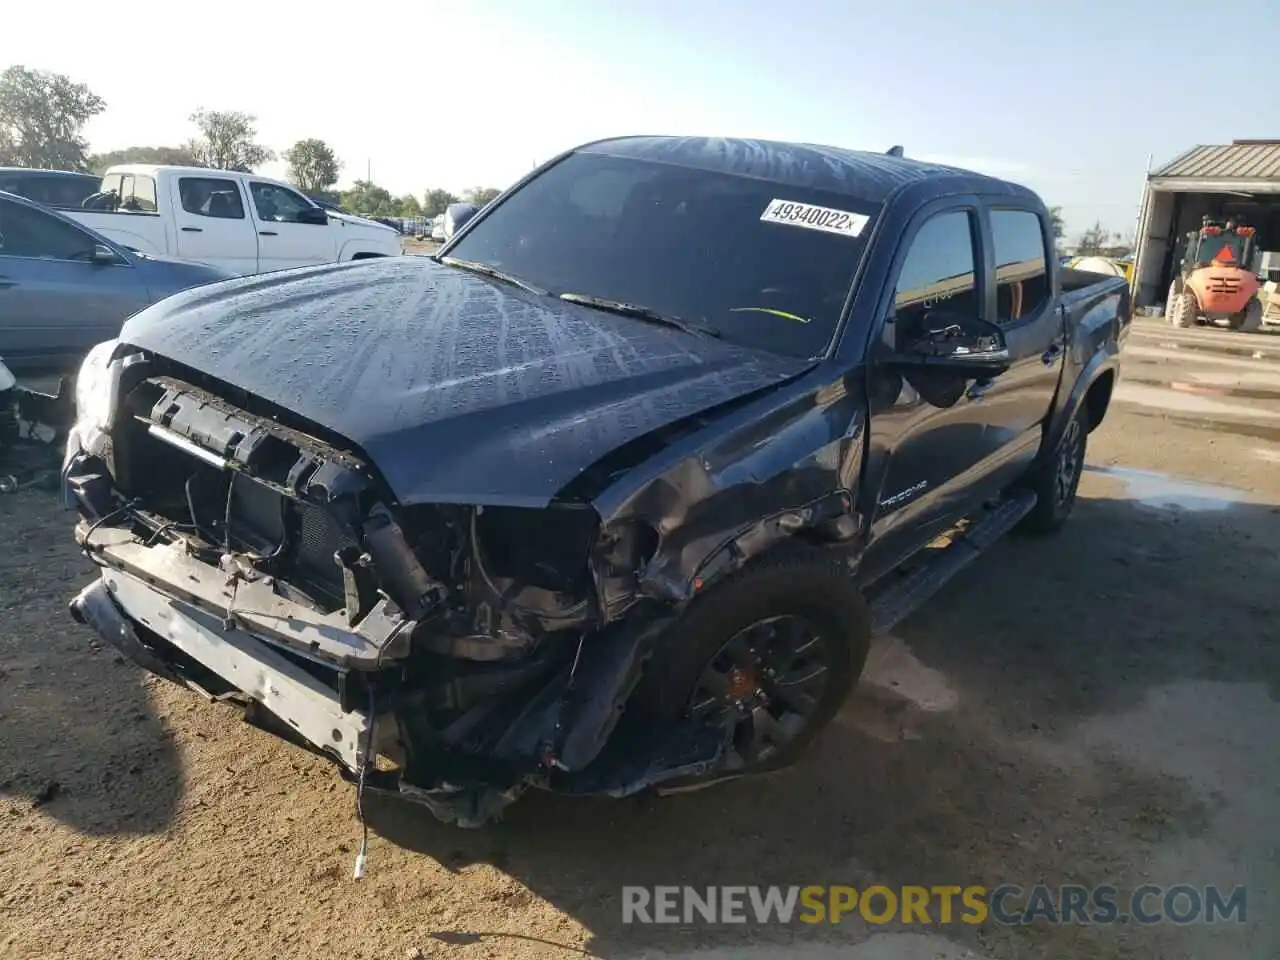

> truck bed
[1059,265,1126,295]
[64,208,168,258]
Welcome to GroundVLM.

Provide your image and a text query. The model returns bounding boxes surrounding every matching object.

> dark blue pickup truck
[64,136,1129,829]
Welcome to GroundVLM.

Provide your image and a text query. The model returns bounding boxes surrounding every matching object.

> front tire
[1168,291,1197,328]
[1017,409,1087,536]
[633,549,870,781]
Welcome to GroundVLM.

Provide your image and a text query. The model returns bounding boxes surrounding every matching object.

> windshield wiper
[438,256,546,295]
[558,293,721,339]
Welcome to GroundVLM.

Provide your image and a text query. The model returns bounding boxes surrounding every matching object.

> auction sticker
[760,199,868,238]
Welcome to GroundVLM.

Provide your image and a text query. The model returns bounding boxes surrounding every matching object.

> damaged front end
[66,353,729,826]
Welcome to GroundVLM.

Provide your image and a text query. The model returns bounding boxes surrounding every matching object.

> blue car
[0,190,232,370]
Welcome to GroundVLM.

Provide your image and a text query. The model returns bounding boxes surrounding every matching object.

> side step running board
[867,490,1037,635]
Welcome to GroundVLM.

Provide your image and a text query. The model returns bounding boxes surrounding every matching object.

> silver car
[0,191,232,370]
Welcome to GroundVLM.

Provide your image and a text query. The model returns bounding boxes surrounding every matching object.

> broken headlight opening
[73,339,122,442]
[66,362,713,836]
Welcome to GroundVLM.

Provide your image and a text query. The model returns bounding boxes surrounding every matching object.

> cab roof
[575,136,1039,207]
[102,164,294,190]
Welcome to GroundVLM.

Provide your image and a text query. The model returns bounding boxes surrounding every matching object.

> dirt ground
[1,317,1278,960]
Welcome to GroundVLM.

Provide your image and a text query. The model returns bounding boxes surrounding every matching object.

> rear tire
[632,549,870,779]
[1168,291,1197,328]
[1017,408,1087,536]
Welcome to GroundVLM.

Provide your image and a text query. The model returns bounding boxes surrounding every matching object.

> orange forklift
[1166,216,1263,332]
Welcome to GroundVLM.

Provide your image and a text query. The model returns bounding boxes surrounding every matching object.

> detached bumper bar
[75,524,411,670]
[70,579,183,684]
[69,573,370,771]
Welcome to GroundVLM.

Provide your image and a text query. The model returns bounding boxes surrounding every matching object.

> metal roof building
[1149,141,1280,190]
[1132,140,1280,308]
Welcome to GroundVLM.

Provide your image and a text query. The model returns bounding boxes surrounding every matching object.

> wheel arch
[1083,368,1115,433]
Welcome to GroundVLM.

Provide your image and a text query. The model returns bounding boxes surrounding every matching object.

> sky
[4,0,1279,239]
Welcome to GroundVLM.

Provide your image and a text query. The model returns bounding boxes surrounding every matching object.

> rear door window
[990,209,1050,323]
[178,177,246,219]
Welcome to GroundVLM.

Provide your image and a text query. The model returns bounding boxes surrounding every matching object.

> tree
[1103,234,1134,258]
[340,179,395,216]
[1047,206,1066,241]
[1076,221,1111,256]
[463,186,501,206]
[0,65,105,170]
[310,189,342,209]
[88,145,198,174]
[422,188,460,217]
[186,109,273,172]
[284,138,340,195]
[1075,221,1132,258]
[395,194,423,217]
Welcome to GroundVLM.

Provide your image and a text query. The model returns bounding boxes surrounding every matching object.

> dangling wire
[352,685,376,880]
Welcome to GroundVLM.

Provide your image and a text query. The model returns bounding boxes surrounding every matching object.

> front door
[0,197,150,370]
[858,203,1012,583]
[171,175,260,275]
[248,182,336,272]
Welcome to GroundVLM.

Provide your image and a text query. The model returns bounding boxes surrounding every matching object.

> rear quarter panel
[1042,272,1130,453]
[338,233,401,261]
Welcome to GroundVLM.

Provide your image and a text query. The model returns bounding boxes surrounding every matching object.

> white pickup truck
[65,165,402,275]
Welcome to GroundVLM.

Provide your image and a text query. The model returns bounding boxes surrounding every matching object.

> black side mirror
[882,312,1011,378]
[295,206,329,226]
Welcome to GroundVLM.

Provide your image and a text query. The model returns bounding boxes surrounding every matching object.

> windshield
[445,152,880,359]
[1193,234,1247,265]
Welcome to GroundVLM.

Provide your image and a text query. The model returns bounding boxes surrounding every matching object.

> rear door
[0,196,150,369]
[247,181,336,272]
[171,175,260,275]
[974,205,1065,478]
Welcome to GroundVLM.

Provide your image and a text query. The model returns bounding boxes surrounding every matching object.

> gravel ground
[1,318,1277,959]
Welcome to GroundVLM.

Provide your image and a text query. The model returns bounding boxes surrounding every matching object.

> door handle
[258,230,278,236]
[180,226,203,233]
[1041,343,1064,365]
[966,378,994,401]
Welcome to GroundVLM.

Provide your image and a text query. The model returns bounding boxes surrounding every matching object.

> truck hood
[118,258,811,507]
